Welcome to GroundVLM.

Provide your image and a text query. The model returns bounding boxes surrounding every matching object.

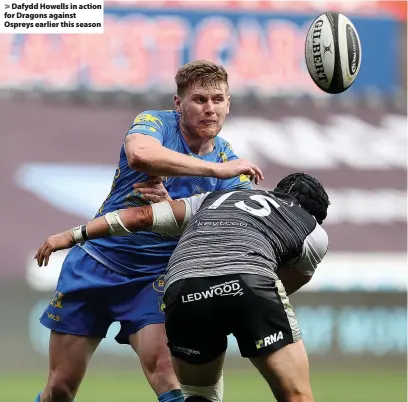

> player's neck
[180,130,215,156]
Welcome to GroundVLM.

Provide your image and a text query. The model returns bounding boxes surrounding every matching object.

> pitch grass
[1,369,406,402]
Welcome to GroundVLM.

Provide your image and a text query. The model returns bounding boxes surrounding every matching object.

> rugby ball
[305,12,362,94]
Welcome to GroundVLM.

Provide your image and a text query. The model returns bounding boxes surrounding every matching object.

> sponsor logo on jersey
[182,280,243,303]
[224,142,233,151]
[239,174,251,182]
[172,345,200,355]
[153,275,165,293]
[49,291,64,308]
[47,312,60,321]
[218,151,228,163]
[193,219,248,229]
[158,296,165,312]
[255,331,284,349]
[133,113,163,127]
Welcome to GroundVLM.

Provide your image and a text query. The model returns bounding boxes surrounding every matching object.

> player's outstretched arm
[126,135,263,183]
[278,224,329,295]
[126,134,216,177]
[35,194,208,267]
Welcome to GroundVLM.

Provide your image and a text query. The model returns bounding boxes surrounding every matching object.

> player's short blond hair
[175,60,229,96]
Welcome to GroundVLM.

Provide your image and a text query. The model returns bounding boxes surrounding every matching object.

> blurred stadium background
[0,1,406,401]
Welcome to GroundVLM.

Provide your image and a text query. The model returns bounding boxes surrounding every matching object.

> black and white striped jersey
[164,189,328,290]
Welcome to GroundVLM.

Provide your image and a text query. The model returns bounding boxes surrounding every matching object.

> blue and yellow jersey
[80,110,252,276]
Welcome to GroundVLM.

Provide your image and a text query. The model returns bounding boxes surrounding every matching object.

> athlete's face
[174,82,230,140]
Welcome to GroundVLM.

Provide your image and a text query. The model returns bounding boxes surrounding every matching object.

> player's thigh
[47,330,101,387]
[164,278,228,381]
[232,275,301,358]
[250,340,313,402]
[40,246,114,338]
[110,273,168,344]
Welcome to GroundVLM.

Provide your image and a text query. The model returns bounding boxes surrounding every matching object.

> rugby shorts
[164,273,302,364]
[40,246,166,344]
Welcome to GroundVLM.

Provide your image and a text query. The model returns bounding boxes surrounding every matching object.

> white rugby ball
[305,12,362,94]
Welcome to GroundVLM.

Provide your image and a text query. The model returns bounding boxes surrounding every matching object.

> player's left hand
[133,176,172,203]
[35,231,75,267]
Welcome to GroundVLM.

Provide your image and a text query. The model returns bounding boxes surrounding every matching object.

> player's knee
[185,397,213,401]
[45,383,75,402]
[46,372,78,402]
[141,347,178,393]
[281,389,314,402]
[143,348,173,377]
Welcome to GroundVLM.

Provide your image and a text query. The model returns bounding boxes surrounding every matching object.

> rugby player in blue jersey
[34,60,263,402]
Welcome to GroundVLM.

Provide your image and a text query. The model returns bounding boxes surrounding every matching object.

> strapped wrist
[71,225,88,244]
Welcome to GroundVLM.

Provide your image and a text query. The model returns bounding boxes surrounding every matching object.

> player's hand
[133,176,173,203]
[35,231,75,267]
[214,159,264,185]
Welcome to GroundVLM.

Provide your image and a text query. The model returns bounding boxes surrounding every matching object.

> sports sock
[34,391,75,402]
[158,389,184,402]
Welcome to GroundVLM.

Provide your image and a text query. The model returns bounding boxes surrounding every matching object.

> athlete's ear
[226,95,231,115]
[174,95,182,113]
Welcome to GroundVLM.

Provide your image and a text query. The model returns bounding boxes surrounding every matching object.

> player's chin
[195,125,222,139]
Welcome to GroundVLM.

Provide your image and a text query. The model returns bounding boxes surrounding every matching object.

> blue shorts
[40,246,166,344]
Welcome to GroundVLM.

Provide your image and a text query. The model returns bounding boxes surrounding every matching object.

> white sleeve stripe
[294,224,328,276]
[179,193,210,230]
[182,193,210,216]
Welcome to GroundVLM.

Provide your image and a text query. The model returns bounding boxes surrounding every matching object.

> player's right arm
[277,267,313,296]
[125,111,263,181]
[35,194,209,267]
[278,224,329,295]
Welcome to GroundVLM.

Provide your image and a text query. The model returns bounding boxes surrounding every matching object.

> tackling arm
[277,267,312,295]
[278,223,328,295]
[35,194,209,267]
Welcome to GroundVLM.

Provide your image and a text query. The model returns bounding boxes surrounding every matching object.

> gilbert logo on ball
[305,12,362,94]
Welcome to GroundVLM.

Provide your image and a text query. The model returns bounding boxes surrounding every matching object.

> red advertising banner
[0,10,400,94]
[105,0,407,20]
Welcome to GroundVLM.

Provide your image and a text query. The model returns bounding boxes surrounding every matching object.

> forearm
[80,207,153,241]
[72,204,176,244]
[279,280,304,296]
[129,142,218,177]
[72,216,111,242]
[277,267,312,295]
[35,202,186,267]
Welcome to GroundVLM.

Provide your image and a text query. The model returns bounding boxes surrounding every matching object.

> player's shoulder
[133,110,178,128]
[215,136,235,153]
[214,136,239,162]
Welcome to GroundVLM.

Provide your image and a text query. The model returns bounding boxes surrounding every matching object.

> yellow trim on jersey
[133,113,163,127]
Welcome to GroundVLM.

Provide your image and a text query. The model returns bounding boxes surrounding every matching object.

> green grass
[1,369,406,402]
